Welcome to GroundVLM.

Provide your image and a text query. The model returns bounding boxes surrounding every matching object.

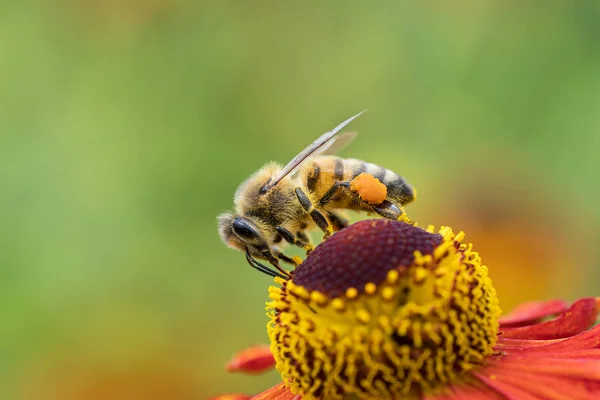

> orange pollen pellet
[350,173,387,204]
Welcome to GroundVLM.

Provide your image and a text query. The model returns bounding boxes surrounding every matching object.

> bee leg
[255,245,292,277]
[276,226,314,253]
[296,231,314,254]
[316,181,342,206]
[372,201,414,224]
[318,182,350,232]
[327,211,348,231]
[295,188,334,238]
[274,251,301,267]
[245,248,288,279]
[371,200,403,220]
[266,256,292,278]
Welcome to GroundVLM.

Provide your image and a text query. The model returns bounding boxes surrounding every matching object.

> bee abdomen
[306,162,321,193]
[346,158,415,205]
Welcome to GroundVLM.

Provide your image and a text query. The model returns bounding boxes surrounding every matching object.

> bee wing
[267,110,365,190]
[318,131,358,156]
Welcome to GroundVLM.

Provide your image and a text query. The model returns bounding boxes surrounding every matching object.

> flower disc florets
[267,220,501,400]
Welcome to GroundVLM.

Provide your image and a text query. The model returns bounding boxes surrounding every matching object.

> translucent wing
[266,110,365,190]
[318,131,358,156]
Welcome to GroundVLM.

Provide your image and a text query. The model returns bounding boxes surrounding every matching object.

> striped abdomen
[301,155,415,209]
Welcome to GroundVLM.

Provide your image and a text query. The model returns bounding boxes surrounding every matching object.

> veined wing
[318,131,357,156]
[266,110,365,190]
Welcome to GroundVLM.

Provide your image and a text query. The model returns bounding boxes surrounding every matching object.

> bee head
[217,212,272,259]
[234,162,282,209]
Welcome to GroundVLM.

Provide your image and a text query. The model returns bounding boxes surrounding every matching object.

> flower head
[269,220,500,399]
[214,220,600,400]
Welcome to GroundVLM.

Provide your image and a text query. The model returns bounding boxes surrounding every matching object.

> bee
[217,111,415,278]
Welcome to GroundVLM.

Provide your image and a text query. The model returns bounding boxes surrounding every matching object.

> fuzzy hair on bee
[217,111,415,278]
[218,163,301,253]
[234,163,302,228]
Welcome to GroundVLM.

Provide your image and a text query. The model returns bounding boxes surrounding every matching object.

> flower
[213,220,600,400]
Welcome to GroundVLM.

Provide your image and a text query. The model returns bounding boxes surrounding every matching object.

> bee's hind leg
[372,200,403,220]
[317,181,349,208]
[314,181,351,232]
[301,181,351,235]
[371,200,414,224]
[295,188,334,238]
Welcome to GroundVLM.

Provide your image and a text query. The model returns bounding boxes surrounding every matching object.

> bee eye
[259,178,272,195]
[232,218,258,239]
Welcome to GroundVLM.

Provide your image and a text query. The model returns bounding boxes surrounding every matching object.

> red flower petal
[209,395,252,400]
[489,355,600,380]
[473,295,600,400]
[499,298,598,340]
[220,298,600,399]
[475,372,554,400]
[250,382,298,400]
[499,299,568,328]
[496,324,600,357]
[423,382,505,400]
[225,344,276,374]
[479,359,600,400]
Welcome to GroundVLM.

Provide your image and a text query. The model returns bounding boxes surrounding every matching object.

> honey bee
[218,111,415,278]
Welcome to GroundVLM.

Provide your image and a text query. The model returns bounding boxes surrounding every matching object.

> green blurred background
[1,2,599,399]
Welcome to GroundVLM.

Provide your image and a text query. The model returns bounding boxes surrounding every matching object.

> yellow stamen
[267,224,501,400]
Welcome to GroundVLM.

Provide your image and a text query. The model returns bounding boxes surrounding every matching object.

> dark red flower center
[292,220,443,297]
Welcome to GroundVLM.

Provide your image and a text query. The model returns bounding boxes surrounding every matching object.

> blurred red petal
[500,298,598,340]
[209,394,252,400]
[479,360,600,400]
[499,299,568,328]
[226,344,275,374]
[423,382,505,400]
[475,372,556,400]
[250,382,297,400]
[467,298,600,399]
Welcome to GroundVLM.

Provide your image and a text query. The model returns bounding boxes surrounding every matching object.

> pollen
[267,220,501,400]
[350,173,388,204]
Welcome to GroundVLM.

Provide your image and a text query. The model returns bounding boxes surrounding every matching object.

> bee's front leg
[245,248,288,279]
[294,188,334,238]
